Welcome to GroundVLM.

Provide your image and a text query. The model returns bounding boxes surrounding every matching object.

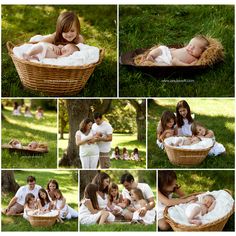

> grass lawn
[148,99,235,168]
[2,5,117,97]
[1,170,78,231]
[2,106,57,169]
[164,170,234,231]
[59,133,146,169]
[119,5,234,97]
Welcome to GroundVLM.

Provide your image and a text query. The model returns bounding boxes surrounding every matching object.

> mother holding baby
[75,118,99,169]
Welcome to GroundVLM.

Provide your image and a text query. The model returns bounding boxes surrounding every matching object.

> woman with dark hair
[75,118,99,169]
[91,172,115,222]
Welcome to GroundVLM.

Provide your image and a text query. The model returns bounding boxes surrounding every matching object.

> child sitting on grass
[111,146,121,160]
[131,148,140,161]
[23,42,79,61]
[23,193,39,220]
[122,147,130,160]
[141,35,209,66]
[37,188,53,213]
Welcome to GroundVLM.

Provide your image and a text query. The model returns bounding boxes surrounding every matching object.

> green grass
[2,5,117,97]
[80,223,156,231]
[1,170,78,231]
[119,5,234,97]
[168,170,234,231]
[148,99,235,168]
[2,106,57,168]
[59,133,146,169]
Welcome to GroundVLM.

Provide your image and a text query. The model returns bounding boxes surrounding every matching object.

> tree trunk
[1,170,20,194]
[129,100,146,141]
[79,170,99,200]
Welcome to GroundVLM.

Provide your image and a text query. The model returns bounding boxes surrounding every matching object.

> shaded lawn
[165,170,235,231]
[119,5,234,97]
[1,107,57,169]
[2,5,117,97]
[1,170,78,231]
[59,133,146,169]
[148,99,235,168]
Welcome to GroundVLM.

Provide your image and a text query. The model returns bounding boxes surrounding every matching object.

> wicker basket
[28,212,59,227]
[164,142,213,167]
[163,190,234,231]
[7,41,105,96]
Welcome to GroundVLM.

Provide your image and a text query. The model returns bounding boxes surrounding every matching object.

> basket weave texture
[163,190,234,231]
[7,42,105,96]
[28,213,59,227]
[164,142,213,167]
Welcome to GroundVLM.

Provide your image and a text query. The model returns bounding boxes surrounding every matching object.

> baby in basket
[23,42,79,61]
[170,136,201,147]
[142,35,209,66]
[185,194,216,225]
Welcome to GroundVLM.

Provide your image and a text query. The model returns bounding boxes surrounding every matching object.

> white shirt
[15,184,42,206]
[122,183,154,203]
[92,121,113,153]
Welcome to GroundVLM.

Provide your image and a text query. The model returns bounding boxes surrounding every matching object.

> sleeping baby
[171,136,201,147]
[142,35,209,66]
[23,42,79,61]
[185,194,216,225]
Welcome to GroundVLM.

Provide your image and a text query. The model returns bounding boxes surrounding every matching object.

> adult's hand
[138,206,148,217]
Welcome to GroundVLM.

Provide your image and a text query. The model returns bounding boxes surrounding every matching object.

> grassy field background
[2,106,57,169]
[148,99,235,168]
[161,170,234,231]
[1,170,78,231]
[119,5,234,97]
[59,133,146,169]
[2,5,117,97]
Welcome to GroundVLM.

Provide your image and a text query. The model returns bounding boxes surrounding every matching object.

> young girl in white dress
[79,183,112,225]
[176,100,194,136]
[129,188,156,225]
[54,189,78,220]
[191,121,226,156]
[23,193,39,220]
[37,188,53,212]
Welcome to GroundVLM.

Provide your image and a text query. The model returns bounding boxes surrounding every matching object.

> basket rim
[164,139,214,152]
[7,41,105,70]
[163,189,234,230]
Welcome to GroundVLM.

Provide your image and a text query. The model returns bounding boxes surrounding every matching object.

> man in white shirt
[3,176,41,215]
[92,112,113,169]
[120,173,156,220]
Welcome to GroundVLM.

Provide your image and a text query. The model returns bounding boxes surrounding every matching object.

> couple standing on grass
[2,176,78,221]
[79,172,156,225]
[75,112,113,169]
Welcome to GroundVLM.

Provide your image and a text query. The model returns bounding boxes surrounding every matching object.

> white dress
[132,202,156,225]
[208,136,226,156]
[79,198,103,225]
[55,199,78,219]
[177,119,192,136]
[158,193,173,220]
[97,193,115,222]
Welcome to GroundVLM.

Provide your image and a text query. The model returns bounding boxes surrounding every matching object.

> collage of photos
[0,3,235,234]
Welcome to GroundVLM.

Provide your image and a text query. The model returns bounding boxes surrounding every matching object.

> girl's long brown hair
[131,188,144,200]
[108,183,119,203]
[92,172,110,194]
[38,188,51,207]
[84,183,99,210]
[24,193,35,205]
[54,11,80,45]
[191,121,208,136]
[79,118,93,134]
[176,100,193,128]
[46,179,59,201]
[160,111,176,131]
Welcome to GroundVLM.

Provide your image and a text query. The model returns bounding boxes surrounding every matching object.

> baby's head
[9,139,22,149]
[186,35,209,58]
[202,194,215,208]
[28,141,39,150]
[61,43,79,57]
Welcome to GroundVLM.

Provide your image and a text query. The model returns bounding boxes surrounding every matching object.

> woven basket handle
[6,41,15,53]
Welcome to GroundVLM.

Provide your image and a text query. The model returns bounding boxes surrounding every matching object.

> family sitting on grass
[79,172,156,225]
[111,147,140,161]
[156,100,226,156]
[12,102,44,119]
[2,176,78,223]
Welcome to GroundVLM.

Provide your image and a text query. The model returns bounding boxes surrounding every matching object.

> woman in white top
[75,118,99,169]
[92,172,115,222]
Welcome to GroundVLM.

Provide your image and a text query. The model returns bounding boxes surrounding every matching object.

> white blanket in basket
[168,190,234,226]
[13,35,100,66]
[164,137,213,150]
[28,210,58,217]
